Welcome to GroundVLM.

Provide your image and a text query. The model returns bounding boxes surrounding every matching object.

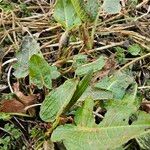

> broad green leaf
[71,0,99,22]
[75,56,106,76]
[136,112,150,149]
[52,122,150,150]
[100,84,139,127]
[40,79,78,122]
[53,0,81,30]
[95,72,134,99]
[78,86,113,101]
[70,0,89,22]
[72,54,87,68]
[103,0,121,14]
[128,44,141,56]
[29,55,60,89]
[50,66,61,80]
[137,133,150,149]
[84,0,100,20]
[74,97,95,127]
[13,36,41,78]
[51,86,150,150]
[64,71,93,112]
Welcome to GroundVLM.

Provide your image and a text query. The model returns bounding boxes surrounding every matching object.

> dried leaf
[0,99,25,113]
[0,83,38,114]
[13,82,37,106]
[43,140,55,150]
[141,101,150,113]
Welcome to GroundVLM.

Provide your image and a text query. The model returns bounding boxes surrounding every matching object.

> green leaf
[128,0,138,6]
[71,71,93,103]
[115,47,125,64]
[103,0,121,14]
[40,79,78,122]
[75,56,106,76]
[29,55,60,89]
[70,0,89,22]
[128,44,141,56]
[136,112,150,149]
[13,36,41,78]
[50,66,61,80]
[71,0,99,22]
[72,54,87,68]
[74,97,95,127]
[84,0,100,21]
[64,71,93,112]
[95,72,134,99]
[53,0,81,30]
[78,86,113,101]
[4,123,22,139]
[136,133,150,149]
[100,84,139,127]
[51,86,150,150]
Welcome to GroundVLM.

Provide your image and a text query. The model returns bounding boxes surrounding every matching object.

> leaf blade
[40,79,78,122]
[29,55,60,89]
[64,71,93,112]
[75,56,106,76]
[95,71,134,99]
[53,0,81,30]
[103,0,121,14]
[13,36,41,78]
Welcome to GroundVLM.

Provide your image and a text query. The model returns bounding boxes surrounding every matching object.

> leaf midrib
[68,124,150,132]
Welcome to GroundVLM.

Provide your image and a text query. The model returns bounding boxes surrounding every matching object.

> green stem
[45,117,60,136]
[91,8,101,47]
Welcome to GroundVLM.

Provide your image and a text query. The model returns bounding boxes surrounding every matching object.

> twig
[134,5,150,21]
[0,127,12,135]
[119,52,150,71]
[93,107,104,119]
[53,41,124,66]
[13,117,26,131]
[2,58,17,67]
[138,86,150,89]
[24,103,42,111]
[93,111,104,119]
[88,41,125,53]
[7,66,13,93]
[142,101,150,104]
[136,0,149,8]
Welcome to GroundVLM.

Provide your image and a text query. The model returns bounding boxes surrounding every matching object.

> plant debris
[0,0,150,149]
